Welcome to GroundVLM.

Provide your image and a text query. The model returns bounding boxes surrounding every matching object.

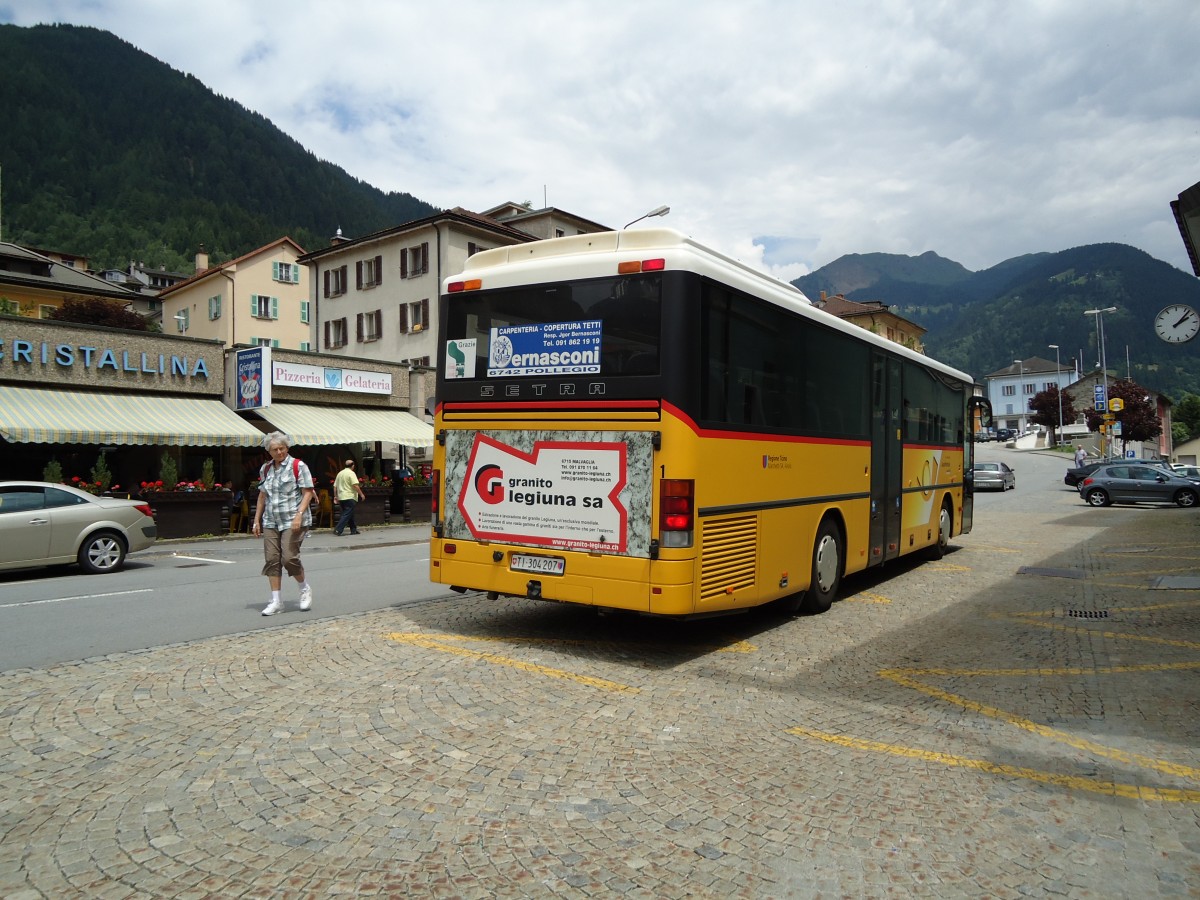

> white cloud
[5,0,1200,276]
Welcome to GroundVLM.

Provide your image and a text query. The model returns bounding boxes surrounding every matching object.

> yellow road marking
[846,591,891,604]
[384,632,638,693]
[785,726,1200,802]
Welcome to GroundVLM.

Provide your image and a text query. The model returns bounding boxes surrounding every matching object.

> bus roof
[448,227,976,386]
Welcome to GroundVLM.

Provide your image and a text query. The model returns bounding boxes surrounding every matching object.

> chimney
[195,244,209,273]
[330,227,347,246]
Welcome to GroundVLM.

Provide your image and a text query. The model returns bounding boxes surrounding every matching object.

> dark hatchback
[1077,464,1200,508]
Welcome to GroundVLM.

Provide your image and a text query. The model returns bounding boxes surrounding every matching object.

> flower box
[145,492,232,539]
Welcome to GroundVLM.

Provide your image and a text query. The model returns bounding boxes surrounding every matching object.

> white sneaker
[262,598,283,616]
[299,585,313,611]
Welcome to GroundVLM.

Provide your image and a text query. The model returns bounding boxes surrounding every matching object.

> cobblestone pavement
[2,479,1199,898]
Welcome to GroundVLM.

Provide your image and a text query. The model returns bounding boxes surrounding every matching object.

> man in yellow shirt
[333,459,366,536]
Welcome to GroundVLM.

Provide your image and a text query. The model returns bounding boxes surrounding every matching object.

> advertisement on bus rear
[443,429,654,556]
[487,320,602,377]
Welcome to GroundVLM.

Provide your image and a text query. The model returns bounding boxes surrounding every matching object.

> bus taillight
[447,279,482,292]
[616,258,666,274]
[659,479,694,548]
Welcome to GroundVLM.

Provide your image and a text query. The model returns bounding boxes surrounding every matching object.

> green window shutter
[272,261,280,281]
[250,295,258,316]
[301,300,310,324]
[292,266,300,284]
[271,296,279,320]
[300,341,310,352]
[272,339,280,348]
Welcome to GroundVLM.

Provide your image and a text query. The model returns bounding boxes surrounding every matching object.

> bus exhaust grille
[700,515,758,600]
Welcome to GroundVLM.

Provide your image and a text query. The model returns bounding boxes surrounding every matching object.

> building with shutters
[157,237,311,351]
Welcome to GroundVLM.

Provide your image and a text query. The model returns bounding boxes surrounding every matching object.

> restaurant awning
[0,387,267,446]
[253,403,435,448]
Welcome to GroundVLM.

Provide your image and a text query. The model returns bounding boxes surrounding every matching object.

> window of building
[273,261,300,284]
[399,298,430,333]
[39,305,56,319]
[324,265,348,298]
[208,294,222,320]
[300,300,310,324]
[1002,385,1016,396]
[357,255,383,290]
[357,309,383,342]
[325,318,348,349]
[1024,383,1035,395]
[251,295,279,319]
[176,309,190,333]
[300,341,311,352]
[467,242,489,256]
[401,243,430,278]
[250,337,279,348]
[555,228,565,238]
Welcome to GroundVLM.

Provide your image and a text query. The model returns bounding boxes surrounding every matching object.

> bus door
[870,354,904,563]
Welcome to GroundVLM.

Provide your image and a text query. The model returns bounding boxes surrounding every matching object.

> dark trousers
[335,498,359,534]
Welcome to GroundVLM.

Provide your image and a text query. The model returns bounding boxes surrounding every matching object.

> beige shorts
[261,527,307,578]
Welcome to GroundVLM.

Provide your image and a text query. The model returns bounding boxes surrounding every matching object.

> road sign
[1109,398,1124,412]
[1094,384,1106,411]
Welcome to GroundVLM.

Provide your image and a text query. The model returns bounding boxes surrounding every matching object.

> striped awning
[255,403,434,448]
[0,387,267,446]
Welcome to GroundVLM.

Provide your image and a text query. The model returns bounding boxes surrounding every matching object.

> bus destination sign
[487,320,602,377]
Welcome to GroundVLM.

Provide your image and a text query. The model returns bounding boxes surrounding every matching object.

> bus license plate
[510,554,565,576]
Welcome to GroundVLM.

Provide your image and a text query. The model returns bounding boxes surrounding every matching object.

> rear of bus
[430,230,704,615]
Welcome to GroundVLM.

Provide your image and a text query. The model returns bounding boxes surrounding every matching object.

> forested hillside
[0,23,436,270]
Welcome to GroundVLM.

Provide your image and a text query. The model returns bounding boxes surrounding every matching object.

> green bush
[159,452,178,488]
[43,458,64,483]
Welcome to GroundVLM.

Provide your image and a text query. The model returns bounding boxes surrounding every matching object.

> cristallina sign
[0,338,210,378]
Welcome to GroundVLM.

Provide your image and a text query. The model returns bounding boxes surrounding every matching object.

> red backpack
[260,457,305,485]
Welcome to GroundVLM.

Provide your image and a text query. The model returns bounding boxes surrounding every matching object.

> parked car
[0,481,157,574]
[973,461,1016,491]
[1064,461,1109,487]
[995,428,1016,442]
[1076,464,1200,508]
[1173,464,1200,479]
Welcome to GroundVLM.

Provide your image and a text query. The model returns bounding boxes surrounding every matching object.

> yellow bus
[430,228,990,617]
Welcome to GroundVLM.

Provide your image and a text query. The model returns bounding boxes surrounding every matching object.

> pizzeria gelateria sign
[273,359,392,395]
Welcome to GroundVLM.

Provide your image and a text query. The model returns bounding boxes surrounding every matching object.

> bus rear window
[444,275,661,378]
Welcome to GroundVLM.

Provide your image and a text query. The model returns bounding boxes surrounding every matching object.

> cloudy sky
[4,1,1199,280]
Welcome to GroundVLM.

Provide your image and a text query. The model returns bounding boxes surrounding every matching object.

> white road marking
[0,589,154,609]
[171,554,235,565]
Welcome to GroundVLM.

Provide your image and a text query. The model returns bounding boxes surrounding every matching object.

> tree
[1028,386,1076,445]
[49,297,150,331]
[1174,393,1200,441]
[1083,378,1162,449]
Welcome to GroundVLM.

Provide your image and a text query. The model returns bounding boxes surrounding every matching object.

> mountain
[795,244,1200,402]
[0,23,437,271]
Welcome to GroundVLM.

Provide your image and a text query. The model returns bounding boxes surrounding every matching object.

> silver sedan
[0,481,158,574]
[973,461,1016,491]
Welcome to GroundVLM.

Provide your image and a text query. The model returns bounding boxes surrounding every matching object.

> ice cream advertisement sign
[457,433,628,552]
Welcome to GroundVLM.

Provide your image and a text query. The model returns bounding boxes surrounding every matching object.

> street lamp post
[1048,344,1063,446]
[1084,307,1117,457]
[1013,358,1025,435]
[623,205,670,229]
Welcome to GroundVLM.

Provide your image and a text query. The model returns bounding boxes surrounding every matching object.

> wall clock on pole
[1154,304,1200,343]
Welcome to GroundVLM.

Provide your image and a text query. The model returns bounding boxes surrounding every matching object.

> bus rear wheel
[799,518,842,615]
[925,501,952,560]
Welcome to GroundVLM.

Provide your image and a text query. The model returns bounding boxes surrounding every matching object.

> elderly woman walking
[252,431,316,616]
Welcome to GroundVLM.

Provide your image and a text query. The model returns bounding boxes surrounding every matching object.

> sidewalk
[146,520,430,558]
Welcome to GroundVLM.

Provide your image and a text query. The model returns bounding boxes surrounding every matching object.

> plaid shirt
[260,455,314,531]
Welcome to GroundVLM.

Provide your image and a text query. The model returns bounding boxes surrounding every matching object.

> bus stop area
[3,497,1199,896]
